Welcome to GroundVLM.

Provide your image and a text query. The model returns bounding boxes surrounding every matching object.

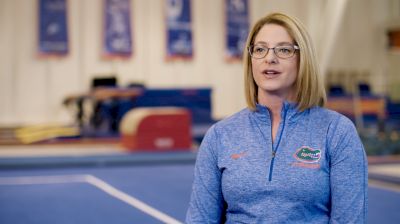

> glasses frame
[248,44,300,59]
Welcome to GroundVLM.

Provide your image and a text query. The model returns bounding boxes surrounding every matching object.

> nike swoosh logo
[231,151,247,160]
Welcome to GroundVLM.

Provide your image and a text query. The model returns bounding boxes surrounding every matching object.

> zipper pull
[272,151,276,158]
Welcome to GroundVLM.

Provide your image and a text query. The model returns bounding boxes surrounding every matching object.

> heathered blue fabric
[186,102,368,223]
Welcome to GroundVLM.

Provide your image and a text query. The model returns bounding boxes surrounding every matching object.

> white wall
[327,0,385,92]
[0,0,396,125]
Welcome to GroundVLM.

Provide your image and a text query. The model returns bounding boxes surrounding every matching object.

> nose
[264,48,278,64]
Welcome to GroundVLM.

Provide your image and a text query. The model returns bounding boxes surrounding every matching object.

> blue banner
[38,0,69,55]
[225,0,249,60]
[165,0,193,59]
[103,0,133,57]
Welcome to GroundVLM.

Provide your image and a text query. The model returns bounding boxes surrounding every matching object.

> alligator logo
[293,146,321,163]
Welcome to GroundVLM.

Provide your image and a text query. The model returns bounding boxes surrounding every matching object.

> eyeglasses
[248,44,299,59]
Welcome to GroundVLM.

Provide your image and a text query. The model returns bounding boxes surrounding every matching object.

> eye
[276,46,293,54]
[253,46,266,54]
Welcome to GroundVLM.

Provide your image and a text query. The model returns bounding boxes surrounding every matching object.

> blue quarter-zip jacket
[186,102,368,223]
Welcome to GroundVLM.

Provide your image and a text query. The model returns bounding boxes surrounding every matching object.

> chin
[258,84,293,96]
[258,84,282,92]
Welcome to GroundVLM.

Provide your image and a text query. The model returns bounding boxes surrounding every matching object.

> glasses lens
[275,46,295,58]
[250,45,267,59]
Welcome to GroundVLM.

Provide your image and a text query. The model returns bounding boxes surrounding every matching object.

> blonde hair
[243,12,326,111]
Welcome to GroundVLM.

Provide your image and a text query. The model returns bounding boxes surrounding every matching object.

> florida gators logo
[293,146,321,164]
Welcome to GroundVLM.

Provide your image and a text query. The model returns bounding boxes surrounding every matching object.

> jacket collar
[253,101,304,123]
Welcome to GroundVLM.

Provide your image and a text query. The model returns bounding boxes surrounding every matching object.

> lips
[262,69,281,76]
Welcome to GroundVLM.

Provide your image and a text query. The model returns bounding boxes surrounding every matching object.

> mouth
[262,69,281,76]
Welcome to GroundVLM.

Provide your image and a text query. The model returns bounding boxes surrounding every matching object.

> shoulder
[309,106,344,122]
[198,108,251,157]
[200,108,252,144]
[309,106,355,129]
[313,108,364,158]
[303,107,359,151]
[211,108,252,131]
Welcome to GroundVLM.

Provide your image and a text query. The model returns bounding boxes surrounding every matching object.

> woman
[186,12,367,223]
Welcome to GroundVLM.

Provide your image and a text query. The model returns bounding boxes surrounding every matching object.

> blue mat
[0,163,195,224]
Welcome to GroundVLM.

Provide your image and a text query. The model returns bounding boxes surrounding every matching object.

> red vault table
[119,107,192,151]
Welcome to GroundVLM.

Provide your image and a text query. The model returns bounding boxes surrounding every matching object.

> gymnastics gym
[1,0,400,223]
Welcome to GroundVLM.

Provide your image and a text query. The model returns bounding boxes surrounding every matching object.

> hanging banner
[38,0,69,56]
[225,0,249,60]
[165,0,193,59]
[103,0,133,58]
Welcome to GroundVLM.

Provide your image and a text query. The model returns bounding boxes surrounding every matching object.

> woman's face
[251,24,299,101]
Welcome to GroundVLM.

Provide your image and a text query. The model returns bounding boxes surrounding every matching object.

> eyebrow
[254,41,294,46]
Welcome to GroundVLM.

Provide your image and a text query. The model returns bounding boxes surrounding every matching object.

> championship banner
[38,0,69,56]
[165,0,193,59]
[103,0,133,58]
[225,0,249,60]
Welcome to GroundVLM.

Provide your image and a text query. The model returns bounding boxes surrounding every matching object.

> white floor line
[0,174,183,224]
[85,175,182,224]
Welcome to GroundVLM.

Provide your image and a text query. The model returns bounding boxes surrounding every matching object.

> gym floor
[0,144,399,224]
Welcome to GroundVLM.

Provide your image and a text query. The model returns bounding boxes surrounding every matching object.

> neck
[259,92,285,111]
[257,88,295,113]
[258,92,289,143]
